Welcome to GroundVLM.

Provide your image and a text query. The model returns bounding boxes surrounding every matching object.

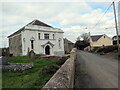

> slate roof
[112,35,120,39]
[91,35,103,42]
[64,38,74,44]
[26,19,52,27]
[8,19,53,38]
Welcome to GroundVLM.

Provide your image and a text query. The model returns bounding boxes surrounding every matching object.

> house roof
[64,38,74,44]
[112,35,120,39]
[91,35,103,41]
[8,19,53,38]
[26,19,53,27]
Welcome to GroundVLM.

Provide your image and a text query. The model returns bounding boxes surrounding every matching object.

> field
[2,55,60,88]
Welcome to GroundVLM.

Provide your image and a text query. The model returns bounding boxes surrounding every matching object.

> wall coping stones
[42,48,77,89]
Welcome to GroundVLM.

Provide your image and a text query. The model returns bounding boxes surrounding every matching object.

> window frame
[38,33,41,40]
[31,40,34,49]
[44,34,49,39]
[58,38,61,49]
[53,34,55,39]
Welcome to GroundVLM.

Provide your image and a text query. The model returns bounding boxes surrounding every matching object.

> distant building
[89,34,113,49]
[112,35,120,45]
[0,48,9,56]
[8,19,64,56]
[64,38,74,53]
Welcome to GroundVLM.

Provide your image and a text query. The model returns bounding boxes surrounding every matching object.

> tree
[75,32,90,50]
[80,33,90,42]
[74,40,90,50]
[76,36,80,41]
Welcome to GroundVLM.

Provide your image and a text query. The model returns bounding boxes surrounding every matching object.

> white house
[8,19,64,56]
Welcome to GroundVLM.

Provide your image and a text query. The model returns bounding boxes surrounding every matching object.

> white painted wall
[21,25,64,56]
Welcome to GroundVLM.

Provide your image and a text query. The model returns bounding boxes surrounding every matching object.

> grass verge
[113,57,120,60]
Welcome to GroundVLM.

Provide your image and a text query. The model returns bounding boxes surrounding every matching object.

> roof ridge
[64,38,73,44]
[26,19,53,28]
[91,35,103,36]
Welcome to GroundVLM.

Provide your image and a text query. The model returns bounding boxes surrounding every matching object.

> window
[53,34,55,39]
[38,33,40,40]
[31,40,34,49]
[44,34,49,39]
[19,36,21,41]
[20,45,22,53]
[23,38,25,42]
[58,38,61,48]
[104,36,105,38]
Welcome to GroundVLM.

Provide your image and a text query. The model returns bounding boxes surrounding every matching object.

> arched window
[38,33,40,40]
[30,37,35,49]
[53,34,55,39]
[31,40,34,49]
[58,38,61,49]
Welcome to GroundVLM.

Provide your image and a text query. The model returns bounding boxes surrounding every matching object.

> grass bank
[2,55,60,88]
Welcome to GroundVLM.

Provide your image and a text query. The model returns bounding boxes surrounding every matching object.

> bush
[41,65,60,74]
[95,47,105,53]
[65,51,70,54]
[55,56,69,66]
[95,45,118,53]
[103,45,118,53]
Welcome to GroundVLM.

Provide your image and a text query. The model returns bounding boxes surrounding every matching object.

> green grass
[2,55,59,88]
[65,51,70,54]
[113,57,120,60]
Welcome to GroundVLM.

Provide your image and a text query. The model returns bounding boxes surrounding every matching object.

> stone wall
[2,63,34,72]
[64,43,74,53]
[42,48,77,89]
[9,34,22,56]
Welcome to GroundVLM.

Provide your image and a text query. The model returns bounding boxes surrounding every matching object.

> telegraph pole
[113,1,120,57]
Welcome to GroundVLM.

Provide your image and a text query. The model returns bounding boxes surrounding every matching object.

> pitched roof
[112,35,120,39]
[64,38,74,44]
[8,19,53,38]
[91,35,103,41]
[26,19,52,27]
[8,27,24,38]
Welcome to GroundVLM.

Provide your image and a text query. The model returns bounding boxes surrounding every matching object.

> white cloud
[0,1,117,47]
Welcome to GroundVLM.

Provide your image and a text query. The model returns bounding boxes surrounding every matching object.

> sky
[0,0,120,48]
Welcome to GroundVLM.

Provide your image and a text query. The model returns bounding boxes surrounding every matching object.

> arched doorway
[45,45,50,55]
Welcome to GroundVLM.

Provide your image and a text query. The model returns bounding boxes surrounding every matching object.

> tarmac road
[75,50,118,88]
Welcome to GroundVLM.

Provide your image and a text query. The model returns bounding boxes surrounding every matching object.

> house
[8,19,64,56]
[89,34,113,49]
[64,38,74,53]
[112,35,120,45]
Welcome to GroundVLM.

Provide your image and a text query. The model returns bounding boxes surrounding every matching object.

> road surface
[75,50,118,88]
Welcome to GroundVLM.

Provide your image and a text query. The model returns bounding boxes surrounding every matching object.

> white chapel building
[8,19,64,56]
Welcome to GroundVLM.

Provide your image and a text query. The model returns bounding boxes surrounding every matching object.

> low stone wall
[2,63,34,72]
[43,48,77,89]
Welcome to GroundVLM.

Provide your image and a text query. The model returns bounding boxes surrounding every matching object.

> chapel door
[45,45,50,55]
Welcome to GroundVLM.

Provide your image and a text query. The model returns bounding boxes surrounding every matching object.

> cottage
[112,35,120,45]
[8,19,64,56]
[64,38,74,53]
[89,34,113,49]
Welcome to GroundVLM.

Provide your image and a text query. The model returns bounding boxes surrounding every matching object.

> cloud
[0,1,117,47]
